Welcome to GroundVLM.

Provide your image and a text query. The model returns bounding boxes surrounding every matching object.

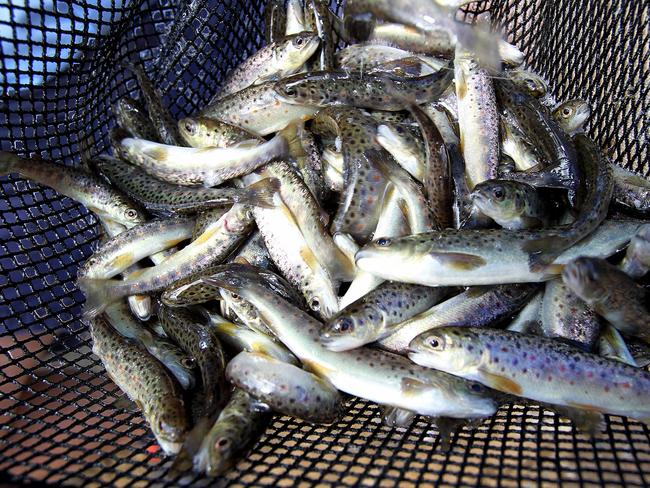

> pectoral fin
[477,368,522,395]
[429,252,487,271]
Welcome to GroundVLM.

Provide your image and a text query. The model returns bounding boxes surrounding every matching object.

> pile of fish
[2,0,650,477]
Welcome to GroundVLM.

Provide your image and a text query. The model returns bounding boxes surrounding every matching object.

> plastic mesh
[1,0,649,485]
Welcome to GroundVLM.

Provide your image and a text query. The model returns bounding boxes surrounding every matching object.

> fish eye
[335,318,353,332]
[230,292,242,301]
[428,337,441,348]
[310,297,321,311]
[492,187,505,200]
[283,86,297,96]
[181,357,195,368]
[215,437,230,450]
[294,36,305,46]
[375,237,391,247]
[469,383,484,393]
[562,107,572,117]
[183,120,197,134]
[125,208,138,220]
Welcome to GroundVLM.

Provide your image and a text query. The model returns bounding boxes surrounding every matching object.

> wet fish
[335,42,444,72]
[379,284,538,354]
[178,116,262,148]
[0,152,146,228]
[621,224,650,278]
[368,22,524,66]
[202,264,498,420]
[104,301,196,390]
[124,62,184,146]
[78,217,193,280]
[114,96,160,141]
[366,149,435,233]
[79,203,254,317]
[541,278,601,351]
[507,69,548,98]
[200,81,318,136]
[355,220,644,286]
[471,179,548,230]
[322,146,345,192]
[201,309,298,364]
[114,131,288,187]
[500,117,542,171]
[192,207,229,240]
[409,327,650,423]
[321,282,447,351]
[455,47,499,190]
[376,123,426,182]
[505,290,543,334]
[159,305,227,418]
[216,33,320,100]
[598,324,637,367]
[305,0,335,71]
[286,0,308,35]
[562,257,649,343]
[89,315,188,454]
[410,104,453,229]
[611,164,650,216]
[191,388,270,476]
[521,133,613,268]
[232,231,274,270]
[93,155,278,215]
[264,0,287,44]
[285,123,327,204]
[227,351,342,423]
[552,99,591,135]
[274,61,454,111]
[382,406,415,428]
[311,107,389,242]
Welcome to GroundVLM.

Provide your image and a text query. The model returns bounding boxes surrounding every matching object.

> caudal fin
[78,278,126,318]
[237,177,281,209]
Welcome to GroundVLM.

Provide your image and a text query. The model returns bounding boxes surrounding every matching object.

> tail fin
[170,416,214,475]
[78,278,127,318]
[499,40,524,67]
[0,151,21,175]
[277,122,301,157]
[237,177,281,209]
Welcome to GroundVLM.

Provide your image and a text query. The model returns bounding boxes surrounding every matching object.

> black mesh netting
[0,0,649,486]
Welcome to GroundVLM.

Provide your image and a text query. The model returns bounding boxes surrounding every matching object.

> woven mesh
[1,0,649,485]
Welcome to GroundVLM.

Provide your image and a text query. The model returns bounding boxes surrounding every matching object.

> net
[0,0,648,486]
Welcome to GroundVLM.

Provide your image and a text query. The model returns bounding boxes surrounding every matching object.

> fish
[552,99,591,135]
[264,0,287,44]
[541,278,601,351]
[158,306,227,418]
[77,217,193,280]
[335,42,445,73]
[375,122,426,182]
[104,301,196,390]
[521,133,614,268]
[611,164,650,216]
[598,324,637,367]
[285,0,307,35]
[123,62,184,146]
[500,117,543,171]
[368,22,524,66]
[494,78,580,204]
[113,96,160,141]
[200,80,318,136]
[322,147,345,192]
[562,257,649,343]
[408,327,650,424]
[202,263,498,420]
[0,151,146,228]
[355,219,644,286]
[79,203,254,317]
[620,224,650,278]
[201,308,298,364]
[232,231,274,270]
[114,131,289,187]
[311,107,389,242]
[244,160,355,282]
[321,282,448,351]
[365,149,435,233]
[339,184,409,308]
[470,179,548,230]
[274,60,454,111]
[286,123,327,204]
[379,284,539,354]
[92,155,278,214]
[304,0,335,71]
[227,351,342,423]
[454,46,499,190]
[215,33,320,100]
[409,104,453,229]
[88,315,188,455]
[507,69,549,98]
[190,388,270,476]
[178,116,262,148]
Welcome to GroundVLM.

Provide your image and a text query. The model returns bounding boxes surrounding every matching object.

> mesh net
[1,0,649,485]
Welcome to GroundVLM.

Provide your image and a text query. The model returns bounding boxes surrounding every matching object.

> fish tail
[276,122,300,157]
[78,278,127,318]
[0,151,21,175]
[170,416,214,475]
[237,177,281,209]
